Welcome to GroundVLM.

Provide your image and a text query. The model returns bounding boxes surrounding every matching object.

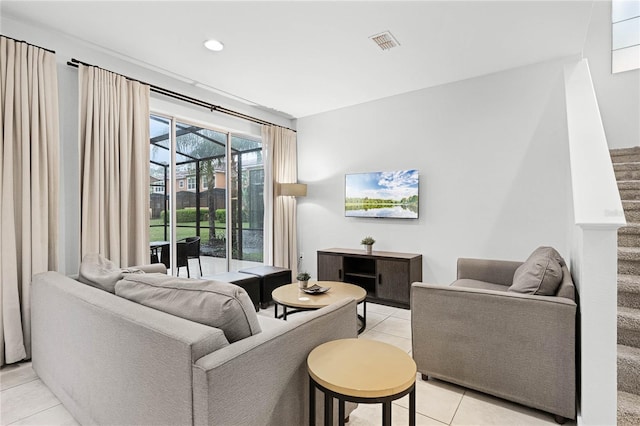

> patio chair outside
[177,236,202,278]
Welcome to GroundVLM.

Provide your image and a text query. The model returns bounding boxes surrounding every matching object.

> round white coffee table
[271,281,367,333]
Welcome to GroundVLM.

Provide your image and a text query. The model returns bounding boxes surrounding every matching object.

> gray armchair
[411,257,577,423]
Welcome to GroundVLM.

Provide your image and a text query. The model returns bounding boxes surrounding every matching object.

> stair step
[617,171,640,181]
[623,201,640,222]
[612,147,640,157]
[618,190,640,200]
[619,224,640,235]
[619,180,640,190]
[616,163,640,181]
[615,162,640,171]
[618,307,640,348]
[619,224,640,247]
[619,344,640,394]
[612,147,640,164]
[619,247,640,260]
[618,181,640,200]
[618,391,640,426]
[619,247,640,275]
[619,275,640,309]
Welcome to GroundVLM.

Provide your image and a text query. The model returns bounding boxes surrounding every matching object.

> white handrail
[565,60,626,227]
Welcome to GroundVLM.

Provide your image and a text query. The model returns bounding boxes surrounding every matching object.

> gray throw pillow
[78,253,143,293]
[115,274,261,343]
[508,247,565,296]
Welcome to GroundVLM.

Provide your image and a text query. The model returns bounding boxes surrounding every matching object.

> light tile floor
[1,302,575,426]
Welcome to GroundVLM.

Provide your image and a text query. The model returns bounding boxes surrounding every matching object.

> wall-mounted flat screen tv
[345,169,419,219]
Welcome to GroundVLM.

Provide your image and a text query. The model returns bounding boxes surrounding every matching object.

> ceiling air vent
[369,31,400,51]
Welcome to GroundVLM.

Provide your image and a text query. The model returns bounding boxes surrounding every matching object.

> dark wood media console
[317,248,422,309]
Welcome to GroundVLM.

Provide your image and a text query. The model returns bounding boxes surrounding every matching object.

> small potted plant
[297,271,311,289]
[361,236,375,254]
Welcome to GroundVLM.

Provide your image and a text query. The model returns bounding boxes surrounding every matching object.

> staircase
[612,147,640,425]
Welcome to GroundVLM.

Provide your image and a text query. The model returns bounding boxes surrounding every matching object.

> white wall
[297,57,574,284]
[584,0,640,149]
[1,15,294,275]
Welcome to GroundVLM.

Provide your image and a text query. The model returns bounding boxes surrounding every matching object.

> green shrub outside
[160,207,209,223]
[215,208,249,223]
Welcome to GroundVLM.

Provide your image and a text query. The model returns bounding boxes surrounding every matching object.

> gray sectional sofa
[32,266,358,425]
[411,249,577,423]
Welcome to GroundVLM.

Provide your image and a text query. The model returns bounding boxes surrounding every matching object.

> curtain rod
[66,58,296,132]
[1,34,55,54]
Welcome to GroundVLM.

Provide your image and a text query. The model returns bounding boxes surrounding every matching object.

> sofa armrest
[192,298,358,426]
[32,271,226,426]
[131,263,167,274]
[457,258,523,286]
[411,282,576,418]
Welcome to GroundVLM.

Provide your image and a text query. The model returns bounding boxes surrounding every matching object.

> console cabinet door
[376,259,409,304]
[318,253,344,282]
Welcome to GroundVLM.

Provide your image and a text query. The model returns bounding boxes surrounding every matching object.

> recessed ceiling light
[204,39,224,52]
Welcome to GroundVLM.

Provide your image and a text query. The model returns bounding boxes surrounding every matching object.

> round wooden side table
[272,281,367,333]
[307,338,417,426]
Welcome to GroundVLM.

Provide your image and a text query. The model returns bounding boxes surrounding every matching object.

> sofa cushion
[115,274,261,343]
[78,253,143,293]
[508,247,565,296]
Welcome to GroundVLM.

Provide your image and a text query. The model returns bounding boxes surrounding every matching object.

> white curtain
[0,37,60,366]
[78,65,150,267]
[262,125,298,277]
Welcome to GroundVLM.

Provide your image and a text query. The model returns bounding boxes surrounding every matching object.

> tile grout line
[447,389,467,425]
[1,376,40,392]
[362,314,393,332]
[6,401,64,426]
[365,325,412,341]
[389,401,450,425]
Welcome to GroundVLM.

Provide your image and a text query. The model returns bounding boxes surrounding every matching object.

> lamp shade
[279,183,307,197]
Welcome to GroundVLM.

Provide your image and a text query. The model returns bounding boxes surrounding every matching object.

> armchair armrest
[411,282,576,418]
[457,258,523,286]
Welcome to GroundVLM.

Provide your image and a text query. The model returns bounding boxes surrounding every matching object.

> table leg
[324,393,333,426]
[356,300,367,334]
[283,306,288,320]
[409,385,416,426]
[309,378,316,426]
[274,303,278,319]
[382,401,391,426]
[363,300,367,332]
[339,400,345,426]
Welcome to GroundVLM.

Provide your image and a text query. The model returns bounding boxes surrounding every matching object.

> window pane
[150,115,170,166]
[176,124,226,160]
[230,136,264,267]
[613,17,640,50]
[613,44,640,73]
[231,135,261,152]
[613,0,640,23]
[149,115,171,265]
[173,121,227,273]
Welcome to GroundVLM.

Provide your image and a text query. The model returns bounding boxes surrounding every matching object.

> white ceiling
[2,1,595,119]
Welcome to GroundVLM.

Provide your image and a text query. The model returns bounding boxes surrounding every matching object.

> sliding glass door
[230,135,264,270]
[148,114,263,276]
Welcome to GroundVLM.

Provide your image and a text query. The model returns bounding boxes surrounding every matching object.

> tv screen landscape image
[345,169,419,219]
